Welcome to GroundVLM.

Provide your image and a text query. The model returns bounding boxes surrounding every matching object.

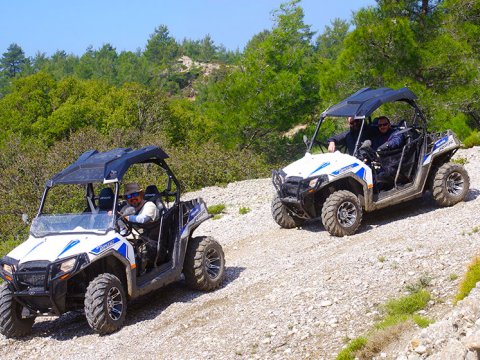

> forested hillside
[0,0,479,251]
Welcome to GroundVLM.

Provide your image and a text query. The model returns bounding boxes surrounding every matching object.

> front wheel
[84,273,127,334]
[321,190,363,237]
[0,283,35,338]
[431,162,470,207]
[184,236,225,291]
[271,194,305,229]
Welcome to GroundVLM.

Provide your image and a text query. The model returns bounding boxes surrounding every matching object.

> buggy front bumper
[272,170,328,219]
[0,253,89,315]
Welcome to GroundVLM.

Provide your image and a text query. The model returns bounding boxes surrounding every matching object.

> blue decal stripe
[117,243,127,258]
[432,136,448,151]
[58,240,80,257]
[331,163,359,176]
[188,204,201,222]
[309,162,330,176]
[25,241,45,257]
[355,167,365,180]
[90,237,121,255]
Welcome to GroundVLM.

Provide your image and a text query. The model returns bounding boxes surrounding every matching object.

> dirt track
[1,148,479,359]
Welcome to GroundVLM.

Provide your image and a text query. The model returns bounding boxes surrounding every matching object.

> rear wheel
[271,194,305,229]
[321,190,363,237]
[431,162,470,207]
[84,273,127,334]
[0,283,35,338]
[184,236,225,291]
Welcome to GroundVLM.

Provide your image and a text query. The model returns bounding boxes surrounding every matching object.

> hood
[6,232,119,264]
[282,152,357,179]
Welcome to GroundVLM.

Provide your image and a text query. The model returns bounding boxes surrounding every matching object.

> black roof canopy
[47,146,169,186]
[321,87,417,118]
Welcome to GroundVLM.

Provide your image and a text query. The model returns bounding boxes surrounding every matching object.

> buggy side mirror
[22,213,29,224]
[303,135,309,147]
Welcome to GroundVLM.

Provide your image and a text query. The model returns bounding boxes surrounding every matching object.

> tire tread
[184,236,225,291]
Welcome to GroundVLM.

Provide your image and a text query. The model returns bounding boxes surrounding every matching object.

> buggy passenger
[372,116,395,150]
[328,117,373,155]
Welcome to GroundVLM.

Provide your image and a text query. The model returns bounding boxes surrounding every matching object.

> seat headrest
[144,185,160,201]
[98,187,114,211]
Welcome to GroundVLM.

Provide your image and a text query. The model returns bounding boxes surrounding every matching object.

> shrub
[463,130,480,148]
[452,157,468,165]
[336,337,368,360]
[383,289,430,316]
[339,288,432,359]
[208,204,226,215]
[166,141,270,191]
[239,207,251,215]
[455,257,480,302]
[0,235,24,258]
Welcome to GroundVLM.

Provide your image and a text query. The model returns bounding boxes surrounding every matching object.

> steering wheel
[356,140,379,166]
[117,213,134,237]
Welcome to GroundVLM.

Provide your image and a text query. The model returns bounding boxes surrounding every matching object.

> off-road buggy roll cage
[307,87,427,157]
[38,146,180,220]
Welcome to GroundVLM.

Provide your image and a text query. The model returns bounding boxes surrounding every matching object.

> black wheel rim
[446,172,464,196]
[107,286,124,321]
[205,248,221,279]
[337,201,357,227]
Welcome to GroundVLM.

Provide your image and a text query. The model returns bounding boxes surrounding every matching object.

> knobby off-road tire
[0,283,35,338]
[431,162,470,207]
[84,273,127,334]
[321,190,363,237]
[271,194,305,229]
[184,236,225,291]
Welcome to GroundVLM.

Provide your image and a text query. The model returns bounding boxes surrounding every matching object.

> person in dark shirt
[327,117,371,155]
[373,118,408,191]
[372,116,395,150]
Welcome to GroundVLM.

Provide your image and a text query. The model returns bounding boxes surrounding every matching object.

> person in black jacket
[375,125,407,191]
[328,117,372,155]
[372,116,395,150]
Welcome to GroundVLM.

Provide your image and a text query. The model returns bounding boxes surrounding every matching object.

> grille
[281,177,307,198]
[16,272,47,287]
[15,261,50,289]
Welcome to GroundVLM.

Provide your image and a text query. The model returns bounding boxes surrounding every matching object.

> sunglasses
[126,192,139,199]
[378,123,389,127]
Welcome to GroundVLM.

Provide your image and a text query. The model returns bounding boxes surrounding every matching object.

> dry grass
[357,321,412,359]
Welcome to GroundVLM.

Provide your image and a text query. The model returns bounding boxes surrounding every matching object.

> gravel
[1,147,479,359]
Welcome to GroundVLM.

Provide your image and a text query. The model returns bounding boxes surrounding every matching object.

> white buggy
[0,146,225,337]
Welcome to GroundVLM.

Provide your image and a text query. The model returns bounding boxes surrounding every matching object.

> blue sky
[1,0,376,57]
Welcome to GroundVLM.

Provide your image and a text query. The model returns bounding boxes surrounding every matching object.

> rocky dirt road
[1,148,479,359]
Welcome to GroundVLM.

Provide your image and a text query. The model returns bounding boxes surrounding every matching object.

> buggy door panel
[156,204,179,265]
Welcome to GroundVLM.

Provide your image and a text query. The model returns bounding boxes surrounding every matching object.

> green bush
[336,337,368,360]
[463,130,480,148]
[455,257,480,302]
[339,288,432,359]
[239,207,251,215]
[208,204,226,215]
[383,289,430,316]
[0,234,25,258]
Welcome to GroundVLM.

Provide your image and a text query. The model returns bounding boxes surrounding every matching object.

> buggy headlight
[309,178,319,188]
[59,258,76,273]
[308,175,328,189]
[2,264,13,275]
[51,253,89,280]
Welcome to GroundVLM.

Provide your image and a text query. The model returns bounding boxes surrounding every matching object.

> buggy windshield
[30,213,114,237]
